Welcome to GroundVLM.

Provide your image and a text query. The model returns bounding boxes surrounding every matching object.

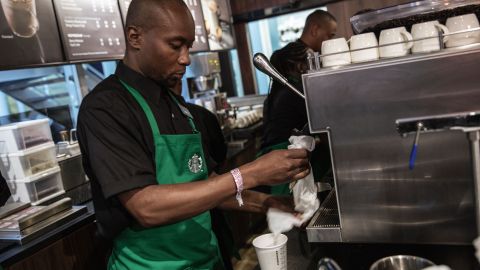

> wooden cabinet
[5,222,109,270]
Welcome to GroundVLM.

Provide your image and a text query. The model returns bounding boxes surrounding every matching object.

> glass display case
[0,61,117,142]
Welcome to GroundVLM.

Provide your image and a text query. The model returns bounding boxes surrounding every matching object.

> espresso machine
[186,52,229,128]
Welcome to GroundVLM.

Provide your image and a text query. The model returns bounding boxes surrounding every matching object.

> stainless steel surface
[316,182,332,193]
[307,189,341,242]
[58,154,87,191]
[185,53,221,78]
[193,75,216,91]
[12,206,87,244]
[469,130,480,234]
[227,95,266,108]
[17,197,71,230]
[369,255,434,270]
[397,112,480,234]
[304,46,480,244]
[253,53,305,99]
[64,182,91,205]
[0,203,30,219]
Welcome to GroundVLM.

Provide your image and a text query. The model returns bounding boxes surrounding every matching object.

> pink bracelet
[230,168,244,207]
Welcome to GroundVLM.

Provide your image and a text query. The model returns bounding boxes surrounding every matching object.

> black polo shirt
[261,40,308,149]
[77,62,218,239]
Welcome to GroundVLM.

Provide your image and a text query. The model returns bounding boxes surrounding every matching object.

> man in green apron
[260,10,337,195]
[77,1,310,269]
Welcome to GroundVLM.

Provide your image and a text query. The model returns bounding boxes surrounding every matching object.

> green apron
[108,81,223,270]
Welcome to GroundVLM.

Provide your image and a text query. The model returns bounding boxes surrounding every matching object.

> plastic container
[350,0,480,35]
[6,166,65,205]
[0,142,58,180]
[0,119,52,154]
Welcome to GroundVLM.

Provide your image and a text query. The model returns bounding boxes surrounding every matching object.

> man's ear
[126,26,143,50]
[309,24,319,38]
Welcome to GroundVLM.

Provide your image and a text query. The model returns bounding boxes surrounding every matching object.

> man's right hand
[241,149,310,189]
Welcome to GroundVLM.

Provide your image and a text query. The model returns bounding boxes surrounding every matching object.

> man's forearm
[119,164,259,228]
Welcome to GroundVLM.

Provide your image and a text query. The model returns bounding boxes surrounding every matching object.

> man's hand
[241,149,310,189]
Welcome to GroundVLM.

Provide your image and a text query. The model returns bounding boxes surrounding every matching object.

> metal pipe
[253,53,305,99]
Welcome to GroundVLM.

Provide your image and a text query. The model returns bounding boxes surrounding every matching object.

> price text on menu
[53,0,126,61]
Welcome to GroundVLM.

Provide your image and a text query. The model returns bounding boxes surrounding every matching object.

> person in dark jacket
[261,10,337,195]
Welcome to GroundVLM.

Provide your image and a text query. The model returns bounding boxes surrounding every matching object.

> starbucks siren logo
[188,154,203,173]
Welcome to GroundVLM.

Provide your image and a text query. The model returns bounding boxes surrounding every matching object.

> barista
[77,0,310,269]
[260,10,337,194]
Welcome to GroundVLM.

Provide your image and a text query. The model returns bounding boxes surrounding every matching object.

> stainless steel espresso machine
[254,2,480,247]
[185,52,229,128]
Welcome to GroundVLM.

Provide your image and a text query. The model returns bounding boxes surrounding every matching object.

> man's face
[136,5,195,88]
[312,20,337,52]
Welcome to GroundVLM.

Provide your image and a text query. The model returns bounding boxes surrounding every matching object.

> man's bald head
[126,0,190,30]
[122,0,195,88]
[300,10,337,52]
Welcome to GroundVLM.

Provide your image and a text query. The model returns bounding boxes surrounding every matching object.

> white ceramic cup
[348,32,379,63]
[253,233,288,270]
[411,20,449,53]
[379,27,413,58]
[446,14,480,48]
[321,37,351,67]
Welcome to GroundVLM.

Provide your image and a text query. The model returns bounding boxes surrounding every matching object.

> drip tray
[307,189,342,242]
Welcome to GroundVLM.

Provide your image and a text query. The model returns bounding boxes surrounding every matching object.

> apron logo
[188,154,203,173]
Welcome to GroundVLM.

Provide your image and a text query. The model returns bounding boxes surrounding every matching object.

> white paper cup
[253,233,288,270]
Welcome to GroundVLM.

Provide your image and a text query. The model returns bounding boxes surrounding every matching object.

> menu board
[0,0,64,69]
[53,0,125,61]
[200,0,235,51]
[184,0,209,52]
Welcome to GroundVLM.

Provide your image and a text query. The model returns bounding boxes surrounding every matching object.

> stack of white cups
[319,12,480,68]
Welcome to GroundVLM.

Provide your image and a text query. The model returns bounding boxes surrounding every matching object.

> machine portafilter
[253,53,305,99]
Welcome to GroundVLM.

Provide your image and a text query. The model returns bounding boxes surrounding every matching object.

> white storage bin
[0,119,52,154]
[0,142,58,180]
[7,166,65,205]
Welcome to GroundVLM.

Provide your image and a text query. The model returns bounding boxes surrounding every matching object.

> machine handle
[253,53,305,99]
[409,122,423,170]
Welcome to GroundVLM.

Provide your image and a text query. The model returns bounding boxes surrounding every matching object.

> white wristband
[230,168,244,207]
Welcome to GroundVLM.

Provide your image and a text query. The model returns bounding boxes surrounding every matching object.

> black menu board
[184,0,209,52]
[200,0,235,51]
[53,0,125,61]
[0,0,64,69]
[117,0,130,24]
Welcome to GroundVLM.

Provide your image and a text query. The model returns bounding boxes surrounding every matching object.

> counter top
[0,202,95,267]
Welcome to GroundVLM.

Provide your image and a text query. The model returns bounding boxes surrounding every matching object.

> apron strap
[166,91,199,133]
[119,80,162,139]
